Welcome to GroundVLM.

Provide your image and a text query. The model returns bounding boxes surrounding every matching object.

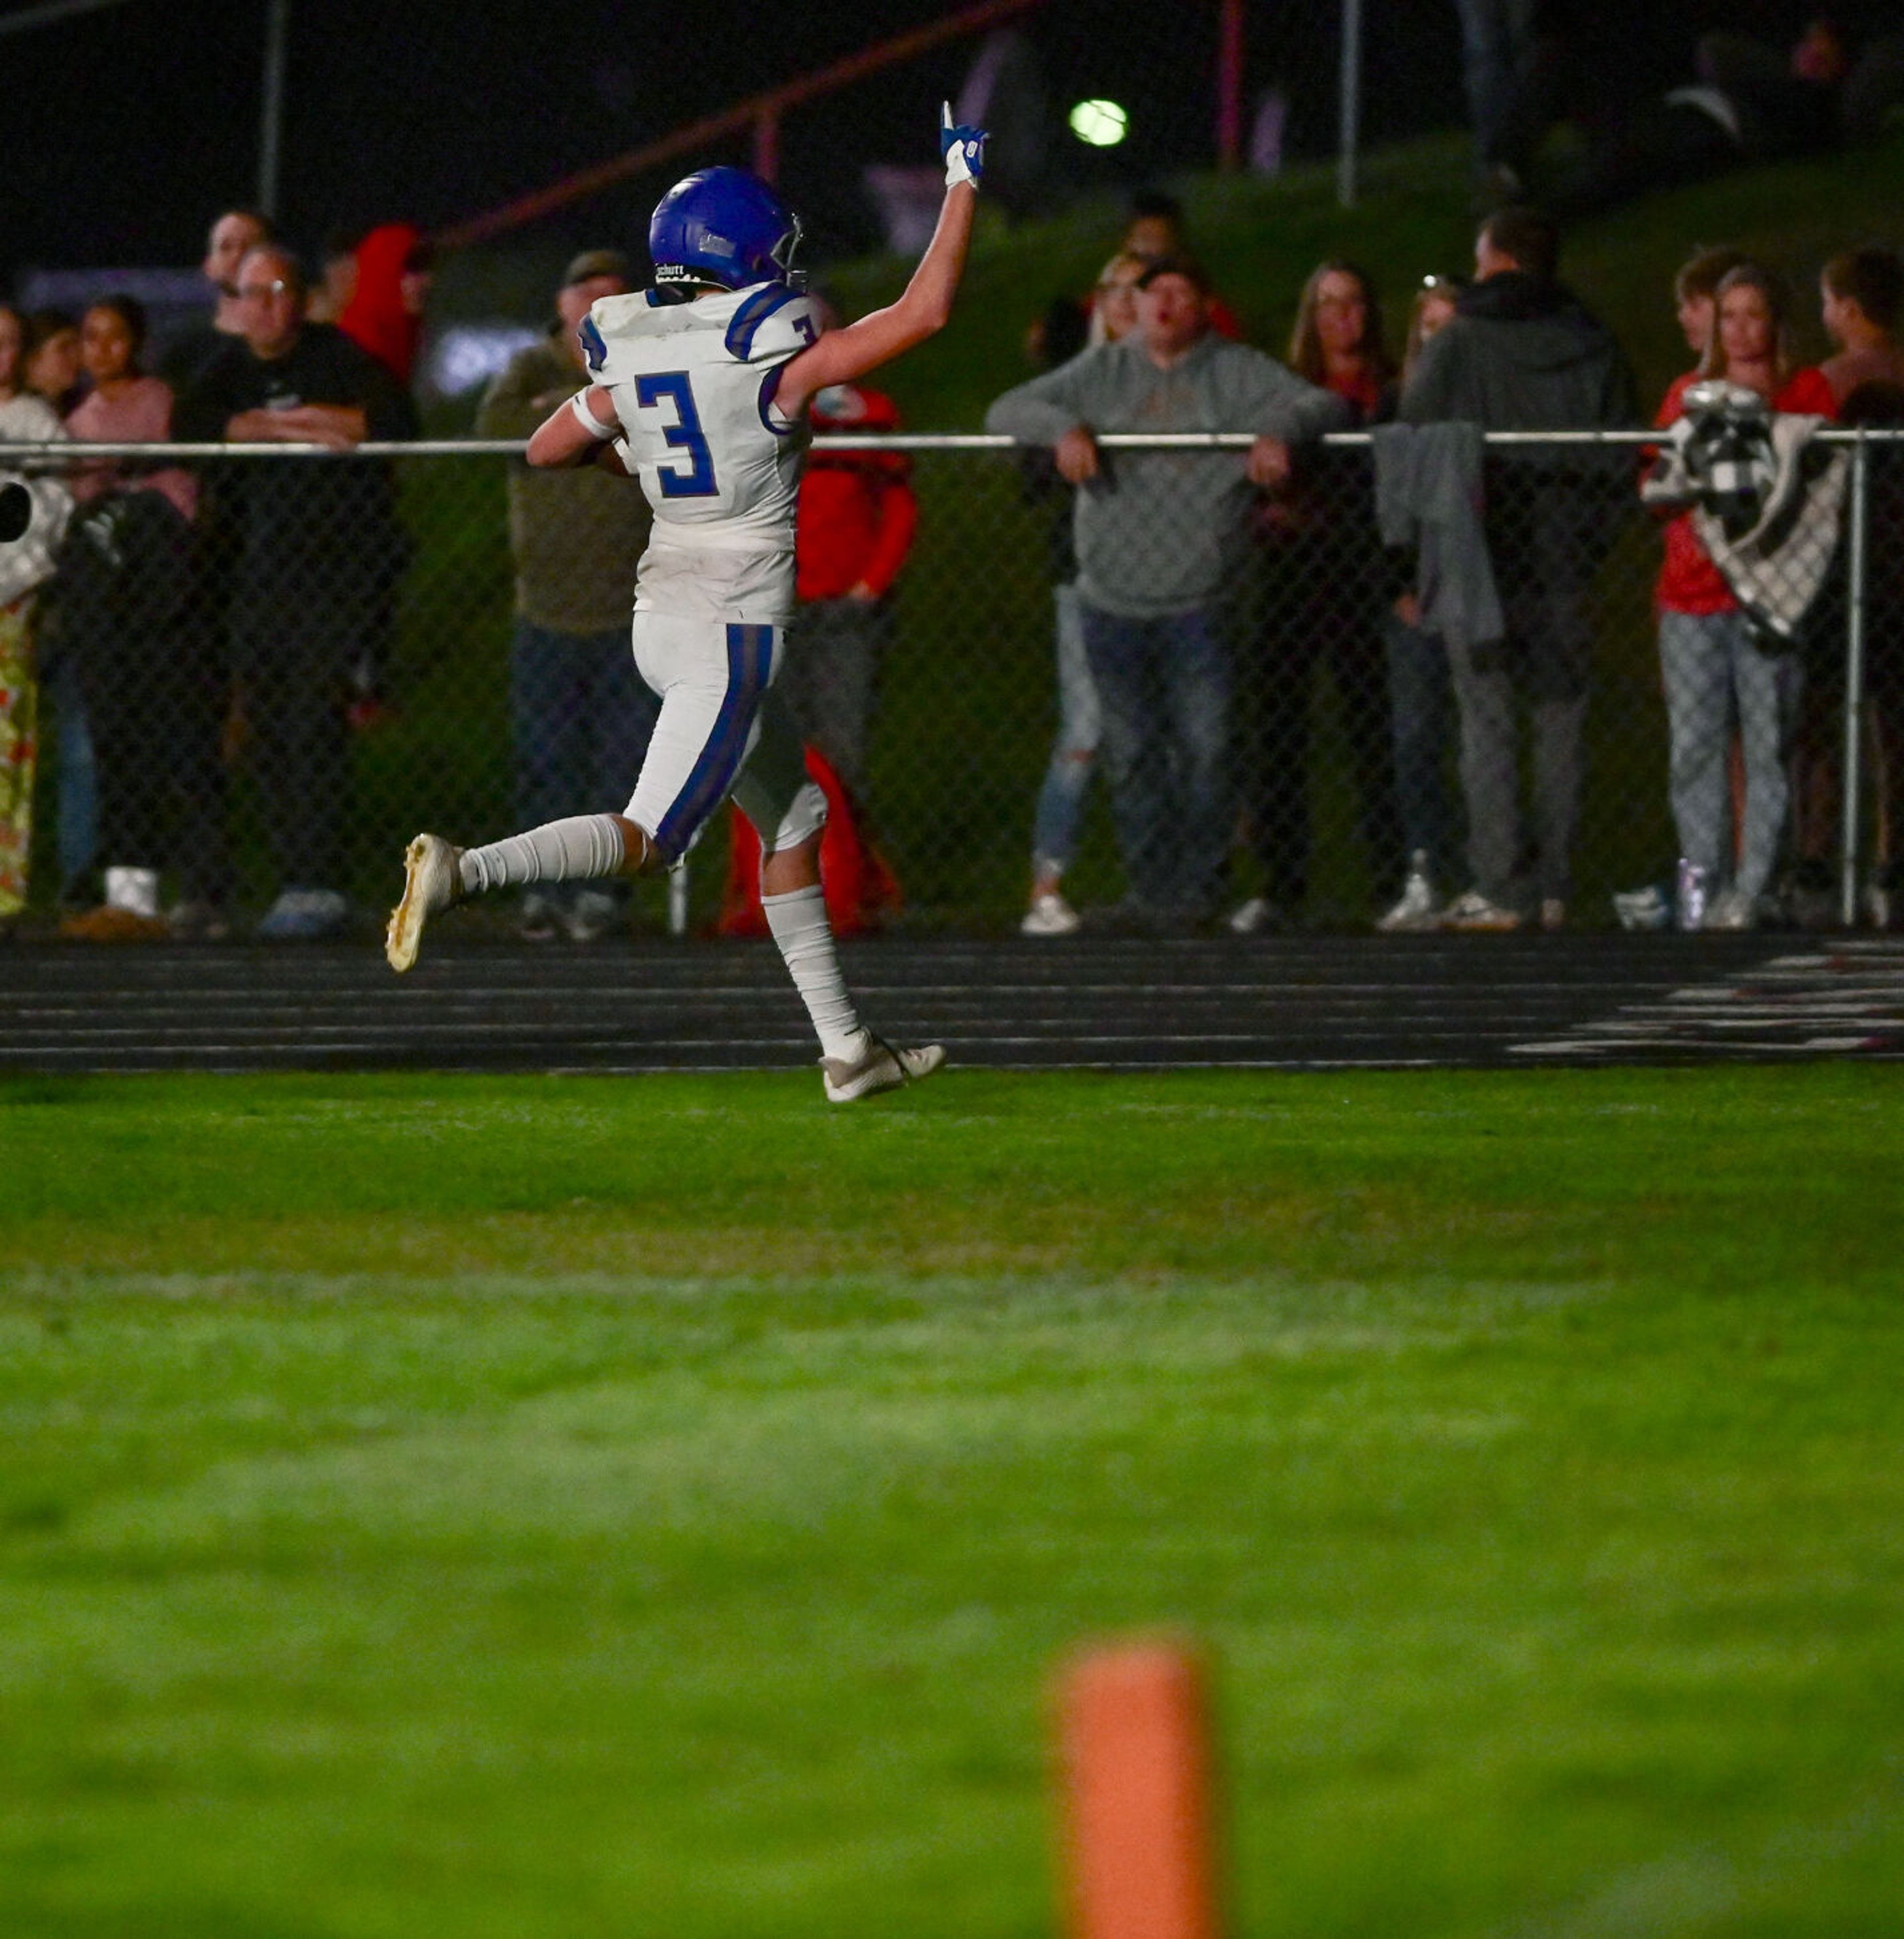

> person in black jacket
[1399,207,1636,930]
[176,245,417,938]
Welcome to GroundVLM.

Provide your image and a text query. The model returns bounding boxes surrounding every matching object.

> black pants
[1238,548,1402,909]
[61,492,231,895]
[232,602,357,894]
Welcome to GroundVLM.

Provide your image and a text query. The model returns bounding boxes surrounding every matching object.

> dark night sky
[1,0,1743,284]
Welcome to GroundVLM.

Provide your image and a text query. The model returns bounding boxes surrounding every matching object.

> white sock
[459,814,626,896]
[762,884,870,1063]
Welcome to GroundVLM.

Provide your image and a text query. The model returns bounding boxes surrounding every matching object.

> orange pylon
[1057,1642,1222,1939]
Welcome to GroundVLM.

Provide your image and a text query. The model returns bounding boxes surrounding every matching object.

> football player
[387,107,985,1101]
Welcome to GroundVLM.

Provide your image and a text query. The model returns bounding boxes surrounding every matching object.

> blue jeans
[510,619,661,898]
[1029,583,1100,878]
[48,655,98,896]
[1385,616,1459,882]
[1078,601,1232,918]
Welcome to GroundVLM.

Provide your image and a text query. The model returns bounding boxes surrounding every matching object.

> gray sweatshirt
[986,333,1349,617]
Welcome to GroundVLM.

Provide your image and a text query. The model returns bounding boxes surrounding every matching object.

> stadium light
[1068,99,1128,148]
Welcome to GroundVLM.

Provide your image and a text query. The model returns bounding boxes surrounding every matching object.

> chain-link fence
[1,425,1897,939]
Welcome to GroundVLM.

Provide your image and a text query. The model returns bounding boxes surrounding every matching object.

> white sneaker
[385,833,464,972]
[104,864,161,919]
[1703,886,1757,931]
[1442,889,1522,932]
[1612,883,1670,931]
[1376,860,1441,932]
[821,1035,947,1103]
[565,888,619,943]
[1228,895,1277,935]
[517,891,559,941]
[1021,890,1080,937]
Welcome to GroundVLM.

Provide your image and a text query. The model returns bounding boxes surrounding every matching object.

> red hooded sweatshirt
[796,383,918,601]
[339,223,425,386]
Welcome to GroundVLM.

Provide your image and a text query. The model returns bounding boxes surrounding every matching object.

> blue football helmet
[649,167,804,291]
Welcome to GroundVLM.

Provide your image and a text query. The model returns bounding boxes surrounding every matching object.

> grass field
[5,1064,1904,1937]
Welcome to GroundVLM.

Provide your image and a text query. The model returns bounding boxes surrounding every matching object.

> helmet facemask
[770,213,807,292]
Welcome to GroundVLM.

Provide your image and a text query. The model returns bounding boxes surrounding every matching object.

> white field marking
[1511,942,1904,1059]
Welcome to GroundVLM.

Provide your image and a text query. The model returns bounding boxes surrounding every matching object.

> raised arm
[773,106,985,423]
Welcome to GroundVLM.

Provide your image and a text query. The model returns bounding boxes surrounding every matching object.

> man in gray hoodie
[1399,206,1636,929]
[987,260,1347,926]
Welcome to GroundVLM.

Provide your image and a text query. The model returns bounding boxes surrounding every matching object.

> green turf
[5,1066,1904,1937]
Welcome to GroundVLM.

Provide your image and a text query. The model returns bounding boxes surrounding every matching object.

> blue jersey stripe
[652,624,774,860]
[758,365,797,436]
[723,284,799,361]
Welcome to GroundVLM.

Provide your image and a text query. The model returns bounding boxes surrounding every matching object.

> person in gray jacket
[1399,207,1636,929]
[987,259,1348,927]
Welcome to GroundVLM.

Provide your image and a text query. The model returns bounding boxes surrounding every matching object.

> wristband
[569,389,617,442]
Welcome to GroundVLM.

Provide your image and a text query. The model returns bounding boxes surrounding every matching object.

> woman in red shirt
[1652,263,1835,930]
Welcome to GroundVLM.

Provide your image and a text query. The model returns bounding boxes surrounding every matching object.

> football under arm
[774,181,977,420]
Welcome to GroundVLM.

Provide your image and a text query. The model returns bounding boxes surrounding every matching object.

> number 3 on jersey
[634,371,717,498]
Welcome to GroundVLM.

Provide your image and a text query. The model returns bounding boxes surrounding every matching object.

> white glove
[941,100,987,190]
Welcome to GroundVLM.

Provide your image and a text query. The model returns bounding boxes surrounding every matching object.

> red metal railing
[433,0,1053,251]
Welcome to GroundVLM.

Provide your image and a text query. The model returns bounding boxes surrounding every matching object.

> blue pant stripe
[653,623,773,859]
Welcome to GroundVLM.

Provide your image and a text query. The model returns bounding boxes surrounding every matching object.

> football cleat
[821,1035,946,1104]
[384,833,463,973]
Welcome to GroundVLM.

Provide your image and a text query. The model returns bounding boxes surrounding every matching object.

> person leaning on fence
[175,243,418,940]
[1646,263,1837,933]
[1019,259,1134,938]
[1231,259,1404,935]
[55,298,207,943]
[1398,205,1637,932]
[0,303,73,933]
[987,258,1348,932]
[476,248,660,943]
[1376,274,1468,932]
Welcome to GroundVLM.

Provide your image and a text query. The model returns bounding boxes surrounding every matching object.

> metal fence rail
[1,427,1895,939]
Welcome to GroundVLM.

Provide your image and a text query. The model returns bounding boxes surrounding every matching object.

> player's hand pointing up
[941,102,987,190]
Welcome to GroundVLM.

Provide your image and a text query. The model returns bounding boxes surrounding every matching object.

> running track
[3,932,1903,1074]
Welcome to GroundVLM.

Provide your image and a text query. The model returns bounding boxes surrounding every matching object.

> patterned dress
[0,392,72,919]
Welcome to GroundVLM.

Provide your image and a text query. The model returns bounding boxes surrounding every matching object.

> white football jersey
[582,283,821,624]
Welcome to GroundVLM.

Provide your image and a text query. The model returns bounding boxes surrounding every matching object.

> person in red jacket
[1650,262,1836,932]
[777,371,918,802]
[719,362,918,940]
[338,222,433,387]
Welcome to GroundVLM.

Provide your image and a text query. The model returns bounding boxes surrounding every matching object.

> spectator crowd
[3,75,1904,944]
[988,196,1904,939]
